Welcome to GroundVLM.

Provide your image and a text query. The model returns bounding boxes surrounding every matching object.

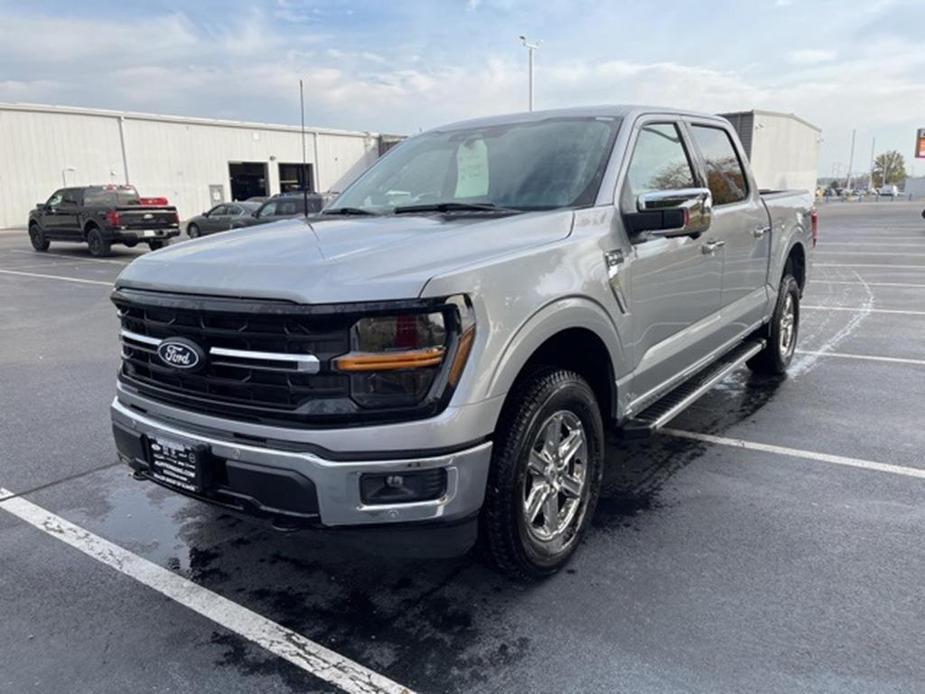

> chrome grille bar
[119,329,320,373]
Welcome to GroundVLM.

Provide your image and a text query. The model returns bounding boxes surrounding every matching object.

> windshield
[328,116,621,214]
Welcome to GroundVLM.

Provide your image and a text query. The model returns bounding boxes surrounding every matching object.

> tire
[29,224,50,252]
[86,227,111,257]
[187,224,200,239]
[147,240,166,251]
[481,368,604,580]
[747,273,800,375]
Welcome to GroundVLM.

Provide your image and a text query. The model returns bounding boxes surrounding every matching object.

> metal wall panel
[0,104,385,228]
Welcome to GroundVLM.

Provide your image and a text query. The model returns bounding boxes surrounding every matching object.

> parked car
[110,106,814,578]
[186,202,261,238]
[28,185,180,257]
[234,191,326,228]
[879,184,899,198]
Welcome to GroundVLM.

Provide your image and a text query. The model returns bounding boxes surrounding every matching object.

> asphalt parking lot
[2,202,924,694]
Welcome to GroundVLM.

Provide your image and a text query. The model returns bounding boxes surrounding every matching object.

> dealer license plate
[148,437,204,493]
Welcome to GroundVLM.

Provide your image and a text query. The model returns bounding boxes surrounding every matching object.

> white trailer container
[720,110,821,194]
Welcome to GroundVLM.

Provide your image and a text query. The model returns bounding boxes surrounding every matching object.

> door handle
[753,225,770,238]
[701,239,725,255]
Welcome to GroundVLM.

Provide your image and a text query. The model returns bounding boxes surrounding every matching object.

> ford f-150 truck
[29,185,180,257]
[110,106,815,579]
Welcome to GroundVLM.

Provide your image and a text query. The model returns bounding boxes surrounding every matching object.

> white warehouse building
[0,102,401,229]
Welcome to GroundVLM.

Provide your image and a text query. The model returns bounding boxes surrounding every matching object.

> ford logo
[157,338,205,371]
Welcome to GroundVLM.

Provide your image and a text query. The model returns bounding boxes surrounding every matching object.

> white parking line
[796,349,925,367]
[0,487,412,694]
[815,263,925,269]
[812,280,925,289]
[9,249,132,265]
[662,430,925,480]
[821,242,925,247]
[0,269,112,286]
[815,251,925,257]
[802,305,925,317]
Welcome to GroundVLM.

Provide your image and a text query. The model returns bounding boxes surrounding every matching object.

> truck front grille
[113,289,354,425]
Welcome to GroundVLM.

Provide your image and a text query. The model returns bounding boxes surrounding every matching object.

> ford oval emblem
[157,338,205,371]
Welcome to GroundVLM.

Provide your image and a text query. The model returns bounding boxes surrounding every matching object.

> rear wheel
[747,273,800,375]
[86,228,111,257]
[187,224,200,239]
[147,240,166,251]
[481,368,603,580]
[29,224,50,252]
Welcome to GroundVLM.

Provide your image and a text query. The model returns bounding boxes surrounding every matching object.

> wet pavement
[1,202,924,693]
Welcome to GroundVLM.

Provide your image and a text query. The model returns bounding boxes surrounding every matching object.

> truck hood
[116,210,574,303]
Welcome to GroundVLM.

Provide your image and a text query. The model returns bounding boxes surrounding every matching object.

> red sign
[917,128,925,159]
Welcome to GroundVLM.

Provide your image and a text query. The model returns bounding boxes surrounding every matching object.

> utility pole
[846,129,856,191]
[870,136,877,188]
[518,35,540,111]
[299,79,308,218]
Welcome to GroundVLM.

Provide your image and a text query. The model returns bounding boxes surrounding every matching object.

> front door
[204,204,231,233]
[688,123,771,340]
[620,120,724,409]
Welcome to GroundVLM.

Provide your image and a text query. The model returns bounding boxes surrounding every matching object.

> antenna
[300,79,308,219]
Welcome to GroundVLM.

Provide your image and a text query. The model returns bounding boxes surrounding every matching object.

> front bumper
[110,398,492,529]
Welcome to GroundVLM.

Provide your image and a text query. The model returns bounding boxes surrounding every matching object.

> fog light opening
[360,468,447,505]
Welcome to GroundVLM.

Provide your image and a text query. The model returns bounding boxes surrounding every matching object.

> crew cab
[29,185,180,257]
[109,106,814,579]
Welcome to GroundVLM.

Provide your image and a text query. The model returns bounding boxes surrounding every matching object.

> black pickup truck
[28,185,180,257]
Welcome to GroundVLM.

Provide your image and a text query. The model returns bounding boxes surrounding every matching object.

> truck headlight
[334,296,475,409]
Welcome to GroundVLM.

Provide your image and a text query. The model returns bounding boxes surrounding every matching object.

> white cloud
[788,49,838,64]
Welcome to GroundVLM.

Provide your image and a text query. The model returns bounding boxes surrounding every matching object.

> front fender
[484,295,628,412]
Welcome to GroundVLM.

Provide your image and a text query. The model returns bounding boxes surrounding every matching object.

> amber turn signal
[334,347,446,372]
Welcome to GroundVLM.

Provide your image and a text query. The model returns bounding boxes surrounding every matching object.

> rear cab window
[689,125,749,205]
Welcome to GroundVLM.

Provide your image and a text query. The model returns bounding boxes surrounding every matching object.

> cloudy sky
[3,0,925,178]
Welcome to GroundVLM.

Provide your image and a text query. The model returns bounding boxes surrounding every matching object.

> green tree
[872,151,907,187]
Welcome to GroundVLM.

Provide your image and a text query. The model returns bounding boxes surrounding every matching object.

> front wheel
[187,224,200,239]
[29,224,50,252]
[748,274,800,375]
[481,368,604,580]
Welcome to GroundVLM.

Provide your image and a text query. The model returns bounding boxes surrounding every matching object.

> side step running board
[619,339,765,439]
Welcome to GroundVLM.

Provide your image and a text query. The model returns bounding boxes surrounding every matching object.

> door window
[690,126,748,205]
[625,123,695,201]
[46,191,64,207]
[257,201,278,218]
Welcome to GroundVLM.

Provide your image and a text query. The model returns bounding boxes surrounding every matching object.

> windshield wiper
[322,207,376,216]
[393,201,521,214]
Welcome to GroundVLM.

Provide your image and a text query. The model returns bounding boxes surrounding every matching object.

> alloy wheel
[522,410,589,547]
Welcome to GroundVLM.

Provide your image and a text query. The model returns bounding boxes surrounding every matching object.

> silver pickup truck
[110,106,815,579]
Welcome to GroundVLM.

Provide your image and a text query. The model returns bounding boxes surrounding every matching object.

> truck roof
[434,105,729,132]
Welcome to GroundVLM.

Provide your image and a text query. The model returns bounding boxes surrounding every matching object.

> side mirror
[202,210,210,217]
[625,188,712,237]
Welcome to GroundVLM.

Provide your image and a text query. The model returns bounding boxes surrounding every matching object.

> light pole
[518,35,540,111]
[62,166,76,186]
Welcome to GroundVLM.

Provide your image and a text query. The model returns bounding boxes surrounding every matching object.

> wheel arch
[82,220,100,240]
[784,241,807,292]
[486,297,626,425]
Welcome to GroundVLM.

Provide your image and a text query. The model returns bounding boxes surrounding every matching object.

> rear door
[687,122,770,339]
[56,188,83,239]
[621,119,724,407]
